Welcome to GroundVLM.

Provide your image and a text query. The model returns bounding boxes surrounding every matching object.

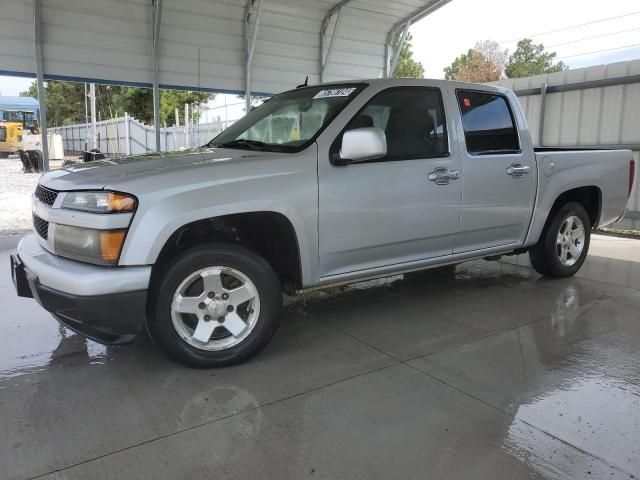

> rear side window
[456,91,519,154]
[344,87,448,161]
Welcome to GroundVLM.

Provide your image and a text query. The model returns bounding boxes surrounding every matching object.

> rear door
[317,86,462,277]
[453,89,536,253]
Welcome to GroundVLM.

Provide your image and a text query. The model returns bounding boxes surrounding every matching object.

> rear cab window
[456,90,520,155]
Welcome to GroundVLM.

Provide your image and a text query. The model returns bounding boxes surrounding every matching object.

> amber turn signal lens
[107,193,136,212]
[100,231,126,262]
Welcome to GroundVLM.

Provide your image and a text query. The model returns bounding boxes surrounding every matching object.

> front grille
[33,213,49,240]
[35,184,58,206]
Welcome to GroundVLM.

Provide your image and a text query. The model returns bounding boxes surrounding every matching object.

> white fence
[50,115,235,156]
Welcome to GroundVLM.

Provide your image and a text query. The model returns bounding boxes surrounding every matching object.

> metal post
[537,82,547,147]
[184,103,190,148]
[245,0,264,114]
[124,112,131,155]
[90,83,97,149]
[388,20,411,78]
[151,0,163,152]
[84,83,89,150]
[115,115,121,154]
[33,0,49,171]
[321,7,343,82]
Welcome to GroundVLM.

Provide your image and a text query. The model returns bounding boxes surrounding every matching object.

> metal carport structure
[0,0,451,169]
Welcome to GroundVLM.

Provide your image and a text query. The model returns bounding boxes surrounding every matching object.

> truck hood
[39,148,282,191]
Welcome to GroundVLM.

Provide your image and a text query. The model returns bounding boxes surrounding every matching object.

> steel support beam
[245,0,264,114]
[513,74,640,96]
[387,20,410,78]
[151,0,163,152]
[320,5,346,82]
[388,0,452,37]
[385,0,452,77]
[537,82,547,147]
[33,0,49,171]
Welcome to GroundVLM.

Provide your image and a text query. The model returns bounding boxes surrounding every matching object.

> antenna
[296,76,309,89]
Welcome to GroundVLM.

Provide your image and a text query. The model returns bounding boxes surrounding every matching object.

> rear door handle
[428,167,459,185]
[507,164,530,177]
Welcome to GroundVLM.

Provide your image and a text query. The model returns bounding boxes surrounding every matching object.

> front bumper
[11,233,151,344]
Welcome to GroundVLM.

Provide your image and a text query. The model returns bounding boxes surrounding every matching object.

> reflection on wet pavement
[1,243,639,479]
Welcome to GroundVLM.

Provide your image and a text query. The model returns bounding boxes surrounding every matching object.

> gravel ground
[0,157,39,235]
[0,156,70,235]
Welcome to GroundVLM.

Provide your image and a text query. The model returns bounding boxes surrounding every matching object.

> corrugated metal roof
[0,96,40,111]
[0,0,450,94]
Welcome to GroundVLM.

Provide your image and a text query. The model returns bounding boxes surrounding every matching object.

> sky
[411,0,640,78]
[0,0,638,100]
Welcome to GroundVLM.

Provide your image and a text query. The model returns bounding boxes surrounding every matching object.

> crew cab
[11,78,635,367]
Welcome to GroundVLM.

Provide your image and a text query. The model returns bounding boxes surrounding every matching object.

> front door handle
[428,167,459,185]
[507,163,530,177]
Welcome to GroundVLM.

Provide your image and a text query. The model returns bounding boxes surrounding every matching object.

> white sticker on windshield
[313,87,356,99]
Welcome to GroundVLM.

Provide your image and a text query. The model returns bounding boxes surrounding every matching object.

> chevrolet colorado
[11,79,635,367]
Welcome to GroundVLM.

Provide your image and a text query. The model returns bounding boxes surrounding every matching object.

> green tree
[393,34,424,78]
[21,81,85,126]
[21,80,211,127]
[444,49,474,80]
[505,39,567,78]
[443,40,507,83]
[109,87,211,125]
[160,90,211,125]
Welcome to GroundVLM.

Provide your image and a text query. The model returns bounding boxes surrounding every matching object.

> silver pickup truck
[11,78,635,367]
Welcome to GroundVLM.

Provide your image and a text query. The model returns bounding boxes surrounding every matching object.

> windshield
[208,84,364,153]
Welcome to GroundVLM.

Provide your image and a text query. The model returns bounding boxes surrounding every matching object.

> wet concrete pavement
[1,234,639,479]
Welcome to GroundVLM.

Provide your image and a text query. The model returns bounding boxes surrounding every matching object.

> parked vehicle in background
[11,78,634,368]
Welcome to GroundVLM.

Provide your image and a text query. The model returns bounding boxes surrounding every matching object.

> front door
[318,86,461,278]
[453,89,536,253]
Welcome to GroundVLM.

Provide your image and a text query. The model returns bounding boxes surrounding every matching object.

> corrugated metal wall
[0,0,445,95]
[496,60,640,149]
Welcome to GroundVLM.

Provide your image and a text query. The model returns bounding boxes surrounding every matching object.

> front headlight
[54,225,127,266]
[61,191,136,214]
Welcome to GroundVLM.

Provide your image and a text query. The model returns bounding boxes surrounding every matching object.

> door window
[456,91,519,154]
[344,87,448,161]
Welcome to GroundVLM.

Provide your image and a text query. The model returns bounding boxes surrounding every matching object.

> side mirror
[336,127,387,165]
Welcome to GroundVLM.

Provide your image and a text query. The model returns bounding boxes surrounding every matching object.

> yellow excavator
[0,96,40,158]
[0,96,49,171]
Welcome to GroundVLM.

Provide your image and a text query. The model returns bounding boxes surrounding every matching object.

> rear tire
[147,243,282,368]
[529,202,591,278]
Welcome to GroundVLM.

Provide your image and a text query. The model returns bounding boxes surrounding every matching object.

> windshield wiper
[211,139,267,151]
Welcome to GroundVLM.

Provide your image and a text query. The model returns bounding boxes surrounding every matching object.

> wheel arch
[547,185,602,229]
[151,211,303,294]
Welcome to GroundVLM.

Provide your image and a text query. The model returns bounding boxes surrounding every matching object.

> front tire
[529,202,591,278]
[147,243,282,368]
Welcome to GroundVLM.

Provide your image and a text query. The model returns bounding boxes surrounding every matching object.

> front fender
[118,151,319,286]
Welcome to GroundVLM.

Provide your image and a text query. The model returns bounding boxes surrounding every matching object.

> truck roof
[290,77,510,95]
